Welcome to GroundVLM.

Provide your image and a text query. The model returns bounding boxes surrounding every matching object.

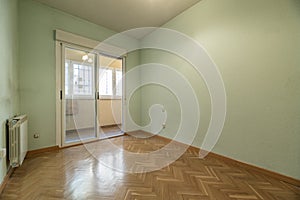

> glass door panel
[63,47,97,144]
[98,55,123,139]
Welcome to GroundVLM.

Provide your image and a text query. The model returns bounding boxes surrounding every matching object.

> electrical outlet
[162,123,166,129]
[34,133,40,138]
[0,148,6,159]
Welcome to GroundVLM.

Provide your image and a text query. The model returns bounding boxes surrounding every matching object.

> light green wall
[140,49,210,144]
[125,50,142,128]
[2,0,298,183]
[0,0,19,185]
[140,0,300,179]
[18,0,113,150]
[18,0,141,150]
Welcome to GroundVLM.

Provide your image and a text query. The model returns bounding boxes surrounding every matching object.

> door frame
[55,41,126,147]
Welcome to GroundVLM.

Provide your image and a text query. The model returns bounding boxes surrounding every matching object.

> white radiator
[7,115,28,167]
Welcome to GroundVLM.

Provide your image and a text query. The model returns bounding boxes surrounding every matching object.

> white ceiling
[35,0,201,32]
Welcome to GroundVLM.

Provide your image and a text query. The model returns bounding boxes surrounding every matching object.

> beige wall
[66,99,122,130]
[98,99,122,126]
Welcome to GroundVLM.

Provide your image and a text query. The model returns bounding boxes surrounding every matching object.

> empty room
[0,0,299,199]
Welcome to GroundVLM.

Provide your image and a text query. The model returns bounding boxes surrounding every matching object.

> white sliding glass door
[98,55,123,139]
[60,45,124,146]
[62,47,98,144]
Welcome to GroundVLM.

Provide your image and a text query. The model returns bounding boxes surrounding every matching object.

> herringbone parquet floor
[1,133,299,200]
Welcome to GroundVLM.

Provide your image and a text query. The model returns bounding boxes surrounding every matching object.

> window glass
[65,61,70,96]
[64,48,95,99]
[73,64,93,95]
[115,70,122,97]
[99,68,113,96]
[65,61,93,97]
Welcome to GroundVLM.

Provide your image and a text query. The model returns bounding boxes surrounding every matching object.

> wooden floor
[1,134,299,200]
